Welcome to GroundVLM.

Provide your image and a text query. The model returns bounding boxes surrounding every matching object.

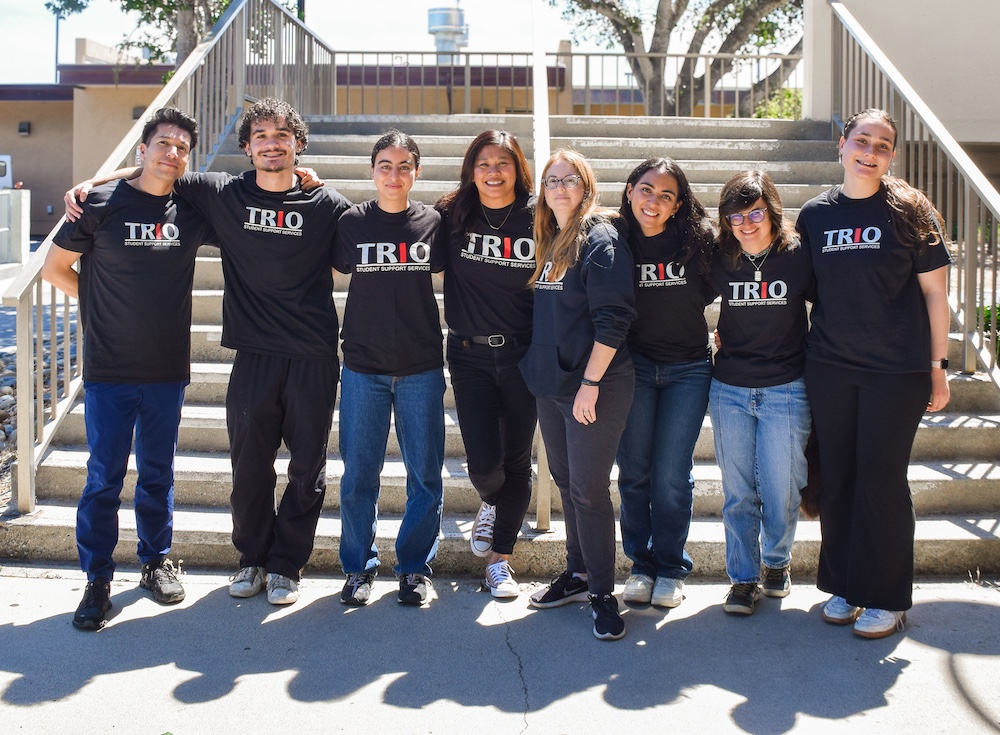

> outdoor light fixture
[18,122,30,136]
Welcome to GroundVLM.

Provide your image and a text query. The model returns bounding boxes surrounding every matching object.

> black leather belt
[449,330,512,348]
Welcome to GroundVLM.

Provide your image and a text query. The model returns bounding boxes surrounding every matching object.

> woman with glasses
[797,108,951,639]
[335,130,445,608]
[520,150,636,640]
[709,170,813,616]
[435,131,536,598]
[614,158,715,609]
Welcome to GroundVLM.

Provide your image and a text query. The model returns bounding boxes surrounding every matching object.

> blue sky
[0,0,589,85]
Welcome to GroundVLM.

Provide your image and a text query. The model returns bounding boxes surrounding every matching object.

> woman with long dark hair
[614,158,715,609]
[436,131,537,597]
[796,108,951,639]
[520,150,636,640]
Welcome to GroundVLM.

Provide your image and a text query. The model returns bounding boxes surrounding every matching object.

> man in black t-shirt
[44,108,213,630]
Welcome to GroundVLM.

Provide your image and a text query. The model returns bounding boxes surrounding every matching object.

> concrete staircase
[4,115,999,580]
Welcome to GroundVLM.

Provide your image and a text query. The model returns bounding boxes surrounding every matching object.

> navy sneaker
[590,594,626,640]
[341,572,376,606]
[140,558,185,604]
[73,579,112,630]
[529,570,590,609]
[723,583,762,615]
[762,566,791,598]
[398,574,431,606]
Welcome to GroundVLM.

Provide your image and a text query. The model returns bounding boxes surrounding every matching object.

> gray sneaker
[266,573,299,605]
[229,566,266,598]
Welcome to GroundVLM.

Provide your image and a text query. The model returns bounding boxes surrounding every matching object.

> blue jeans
[615,354,712,579]
[78,380,187,581]
[338,365,445,576]
[709,377,811,584]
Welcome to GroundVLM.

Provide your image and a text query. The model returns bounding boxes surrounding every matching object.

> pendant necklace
[481,201,515,231]
[743,244,772,282]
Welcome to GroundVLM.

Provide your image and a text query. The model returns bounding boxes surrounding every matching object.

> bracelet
[580,378,601,387]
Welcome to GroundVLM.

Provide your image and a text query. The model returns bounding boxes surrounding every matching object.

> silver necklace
[742,244,772,282]
[481,201,515,231]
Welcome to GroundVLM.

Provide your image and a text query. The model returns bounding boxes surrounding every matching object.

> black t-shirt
[175,171,351,360]
[54,180,213,383]
[519,219,636,399]
[627,229,713,363]
[441,195,535,341]
[333,200,444,376]
[709,242,813,387]
[796,186,952,373]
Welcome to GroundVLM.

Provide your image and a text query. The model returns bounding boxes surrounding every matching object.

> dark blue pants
[448,335,537,555]
[77,380,187,582]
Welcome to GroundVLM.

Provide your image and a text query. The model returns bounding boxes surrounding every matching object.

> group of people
[50,101,951,644]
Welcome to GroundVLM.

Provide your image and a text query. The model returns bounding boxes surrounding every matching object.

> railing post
[13,289,35,513]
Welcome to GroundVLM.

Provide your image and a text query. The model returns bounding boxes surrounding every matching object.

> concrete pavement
[0,563,998,734]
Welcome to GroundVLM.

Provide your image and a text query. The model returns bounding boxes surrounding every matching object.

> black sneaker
[73,579,112,630]
[140,558,186,604]
[398,573,431,606]
[762,566,791,598]
[590,594,626,640]
[723,583,762,615]
[341,572,376,606]
[528,570,590,609]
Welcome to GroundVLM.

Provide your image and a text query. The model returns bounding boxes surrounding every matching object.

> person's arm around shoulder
[41,245,83,299]
[64,167,141,222]
[918,265,950,411]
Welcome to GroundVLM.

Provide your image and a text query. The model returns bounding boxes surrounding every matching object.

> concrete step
[587,158,843,186]
[2,501,996,578]
[34,446,1000,517]
[553,136,836,163]
[548,115,835,142]
[303,114,535,138]
[56,403,471,457]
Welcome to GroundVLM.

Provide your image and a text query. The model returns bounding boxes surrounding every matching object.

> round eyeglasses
[542,175,583,190]
[725,208,767,226]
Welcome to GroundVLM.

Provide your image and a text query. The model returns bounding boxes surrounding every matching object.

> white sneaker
[854,608,906,639]
[651,577,684,608]
[822,595,861,625]
[485,559,519,598]
[229,566,266,598]
[266,573,299,605]
[622,574,654,604]
[471,502,496,557]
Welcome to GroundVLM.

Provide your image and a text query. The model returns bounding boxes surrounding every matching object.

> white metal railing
[830,1,1000,384]
[0,0,332,512]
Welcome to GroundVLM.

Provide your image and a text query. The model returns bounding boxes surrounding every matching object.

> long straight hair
[530,149,616,285]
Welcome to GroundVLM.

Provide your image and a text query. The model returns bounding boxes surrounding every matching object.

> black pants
[448,335,537,555]
[536,365,634,596]
[805,359,929,611]
[227,351,339,580]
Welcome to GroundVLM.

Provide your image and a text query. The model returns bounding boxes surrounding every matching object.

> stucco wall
[72,85,162,184]
[0,100,74,235]
[838,0,1000,143]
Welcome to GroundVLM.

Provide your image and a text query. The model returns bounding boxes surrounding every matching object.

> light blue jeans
[338,365,445,576]
[709,377,810,584]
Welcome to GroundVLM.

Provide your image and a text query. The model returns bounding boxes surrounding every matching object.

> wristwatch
[930,359,949,369]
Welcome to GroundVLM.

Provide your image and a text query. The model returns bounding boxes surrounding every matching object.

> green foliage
[752,87,801,119]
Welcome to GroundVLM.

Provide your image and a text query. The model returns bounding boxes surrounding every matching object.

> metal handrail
[829,1,1000,385]
[0,0,334,512]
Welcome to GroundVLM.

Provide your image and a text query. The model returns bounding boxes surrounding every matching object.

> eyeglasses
[542,175,583,190]
[725,208,767,226]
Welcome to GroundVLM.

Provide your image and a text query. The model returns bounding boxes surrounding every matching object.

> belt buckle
[487,334,506,348]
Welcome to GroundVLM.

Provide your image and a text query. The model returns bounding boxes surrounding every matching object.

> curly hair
[618,157,714,276]
[237,97,308,155]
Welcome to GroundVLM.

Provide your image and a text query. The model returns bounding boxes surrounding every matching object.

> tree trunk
[175,7,197,67]
[737,37,803,117]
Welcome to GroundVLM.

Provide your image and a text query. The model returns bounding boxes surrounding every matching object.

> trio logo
[244,206,303,236]
[124,221,181,247]
[464,233,535,262]
[356,241,432,266]
[535,260,565,290]
[822,226,882,251]
[728,279,788,303]
[637,261,685,287]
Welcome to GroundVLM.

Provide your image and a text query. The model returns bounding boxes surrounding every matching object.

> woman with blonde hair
[519,150,636,640]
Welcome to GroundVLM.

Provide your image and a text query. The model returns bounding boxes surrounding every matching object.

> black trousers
[448,335,537,555]
[535,365,634,597]
[805,359,929,611]
[227,351,339,580]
